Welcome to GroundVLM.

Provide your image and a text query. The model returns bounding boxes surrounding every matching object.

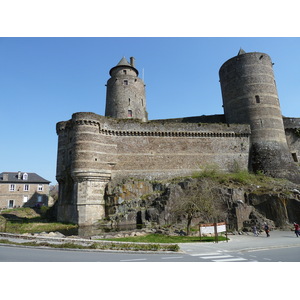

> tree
[170,178,221,235]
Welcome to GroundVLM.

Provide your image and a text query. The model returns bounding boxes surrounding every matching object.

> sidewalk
[179,230,300,254]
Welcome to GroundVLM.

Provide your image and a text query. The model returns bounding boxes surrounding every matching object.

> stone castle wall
[57,112,251,180]
[56,112,250,225]
[284,117,300,163]
[55,53,300,226]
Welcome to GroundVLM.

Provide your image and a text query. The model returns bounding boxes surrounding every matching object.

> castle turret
[219,50,300,183]
[105,57,148,121]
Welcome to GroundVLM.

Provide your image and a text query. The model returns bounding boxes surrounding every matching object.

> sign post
[199,222,227,242]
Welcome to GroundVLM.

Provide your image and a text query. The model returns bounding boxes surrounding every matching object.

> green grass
[3,221,77,234]
[191,167,287,187]
[0,207,78,234]
[100,233,228,243]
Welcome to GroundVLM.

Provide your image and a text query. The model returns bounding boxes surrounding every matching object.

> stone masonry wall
[58,112,251,181]
[56,112,250,225]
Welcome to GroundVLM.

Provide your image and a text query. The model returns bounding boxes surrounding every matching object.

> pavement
[179,230,300,255]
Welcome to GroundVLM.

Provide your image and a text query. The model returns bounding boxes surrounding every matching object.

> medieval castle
[56,49,300,226]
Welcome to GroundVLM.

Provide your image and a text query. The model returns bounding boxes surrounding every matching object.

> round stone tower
[105,57,148,122]
[219,49,300,183]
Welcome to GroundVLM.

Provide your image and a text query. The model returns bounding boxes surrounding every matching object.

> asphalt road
[1,230,300,262]
[1,243,300,262]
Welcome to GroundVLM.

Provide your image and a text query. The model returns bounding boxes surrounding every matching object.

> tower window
[255,95,260,103]
[123,70,127,74]
[123,80,129,85]
[128,110,132,117]
[129,98,131,105]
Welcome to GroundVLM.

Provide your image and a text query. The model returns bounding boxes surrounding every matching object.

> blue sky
[1,37,300,184]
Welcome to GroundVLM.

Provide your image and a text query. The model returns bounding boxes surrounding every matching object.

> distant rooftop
[0,171,51,184]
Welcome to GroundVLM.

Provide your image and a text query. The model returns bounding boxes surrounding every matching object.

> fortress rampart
[56,112,250,181]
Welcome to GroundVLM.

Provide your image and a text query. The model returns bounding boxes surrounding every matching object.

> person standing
[293,222,300,237]
[252,225,258,236]
[264,223,270,237]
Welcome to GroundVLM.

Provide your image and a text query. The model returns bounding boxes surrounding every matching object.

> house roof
[0,172,51,184]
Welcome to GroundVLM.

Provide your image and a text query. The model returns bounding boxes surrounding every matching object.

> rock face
[103,177,300,231]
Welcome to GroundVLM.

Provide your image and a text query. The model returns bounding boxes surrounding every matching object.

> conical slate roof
[109,56,139,76]
[237,48,246,56]
[116,57,131,67]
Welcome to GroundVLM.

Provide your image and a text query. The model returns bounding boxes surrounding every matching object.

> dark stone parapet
[283,117,300,129]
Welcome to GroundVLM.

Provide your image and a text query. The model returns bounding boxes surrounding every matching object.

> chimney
[18,171,21,180]
[130,57,135,68]
[3,173,8,181]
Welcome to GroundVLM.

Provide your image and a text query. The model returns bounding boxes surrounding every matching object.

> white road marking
[120,258,147,262]
[161,256,183,260]
[212,257,247,262]
[199,255,233,259]
[190,252,221,257]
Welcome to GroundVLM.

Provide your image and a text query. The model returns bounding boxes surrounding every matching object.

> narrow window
[128,98,131,105]
[37,195,43,203]
[9,184,15,191]
[8,200,14,208]
[141,99,143,106]
[255,95,260,103]
[123,80,128,85]
[24,184,29,191]
[128,110,132,117]
[292,152,298,162]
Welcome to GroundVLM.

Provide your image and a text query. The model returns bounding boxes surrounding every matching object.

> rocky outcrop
[103,177,300,232]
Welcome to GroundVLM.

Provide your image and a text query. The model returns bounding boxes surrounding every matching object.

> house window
[37,195,43,203]
[8,200,14,208]
[123,80,129,85]
[38,184,44,191]
[23,173,28,180]
[23,196,28,203]
[24,184,29,191]
[9,184,16,191]
[255,95,260,103]
[128,110,132,117]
